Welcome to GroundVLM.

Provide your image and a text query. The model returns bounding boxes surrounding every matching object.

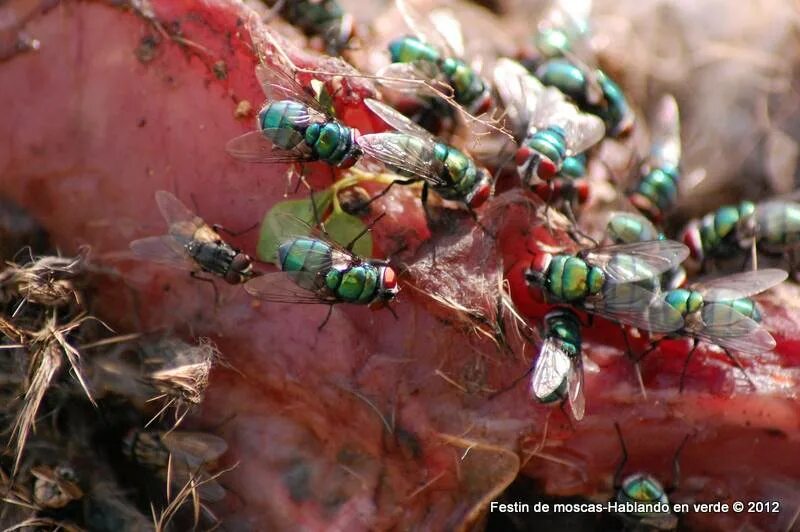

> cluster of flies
[127,0,800,529]
[0,209,231,528]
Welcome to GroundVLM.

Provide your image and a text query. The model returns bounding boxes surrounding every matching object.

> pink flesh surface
[1,1,800,530]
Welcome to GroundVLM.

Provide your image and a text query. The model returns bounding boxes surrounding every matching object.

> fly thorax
[701,204,741,256]
[664,289,702,317]
[550,255,591,301]
[560,154,588,179]
[305,121,352,165]
[618,474,669,513]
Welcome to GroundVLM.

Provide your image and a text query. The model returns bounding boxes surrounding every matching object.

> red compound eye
[469,181,492,209]
[576,180,590,204]
[680,223,704,261]
[536,157,557,181]
[382,267,398,291]
[515,145,534,167]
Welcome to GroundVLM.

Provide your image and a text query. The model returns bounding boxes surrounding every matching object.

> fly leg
[190,271,220,307]
[362,178,418,208]
[563,199,596,247]
[212,222,260,238]
[344,212,387,251]
[679,338,700,393]
[666,432,691,494]
[621,328,647,399]
[317,305,334,331]
[488,365,533,400]
[722,347,757,391]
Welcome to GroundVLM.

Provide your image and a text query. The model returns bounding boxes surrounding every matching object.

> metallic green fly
[629,95,682,224]
[262,0,356,56]
[645,268,787,391]
[525,240,690,333]
[530,308,585,421]
[493,58,605,186]
[226,62,362,169]
[606,211,687,290]
[612,422,689,531]
[243,214,399,328]
[356,98,492,210]
[381,0,492,116]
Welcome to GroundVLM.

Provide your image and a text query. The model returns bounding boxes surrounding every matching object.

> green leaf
[310,79,336,117]
[324,211,373,258]
[257,190,333,264]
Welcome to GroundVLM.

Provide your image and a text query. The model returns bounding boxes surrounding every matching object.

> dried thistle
[31,464,84,509]
[10,312,100,476]
[0,250,87,309]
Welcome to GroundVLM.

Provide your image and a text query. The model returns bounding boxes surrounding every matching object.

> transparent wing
[698,269,787,301]
[365,98,435,140]
[129,236,196,272]
[153,190,208,246]
[226,129,316,164]
[530,338,571,402]
[267,212,364,262]
[254,63,327,115]
[244,271,339,305]
[689,304,776,354]
[428,8,465,58]
[585,240,689,283]
[166,467,226,502]
[493,58,545,140]
[590,283,685,333]
[567,354,585,421]
[534,89,605,153]
[356,133,449,187]
[376,62,444,97]
[396,0,458,57]
[649,94,681,168]
[161,432,228,466]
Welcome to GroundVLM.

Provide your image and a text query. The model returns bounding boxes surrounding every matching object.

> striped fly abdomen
[279,237,334,290]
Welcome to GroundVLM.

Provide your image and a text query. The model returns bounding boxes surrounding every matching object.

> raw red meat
[1,1,800,530]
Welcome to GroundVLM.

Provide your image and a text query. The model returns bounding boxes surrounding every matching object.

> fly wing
[690,304,776,354]
[585,240,689,283]
[428,8,465,58]
[226,129,315,164]
[397,0,459,57]
[254,63,327,114]
[530,338,571,402]
[356,133,449,187]
[567,353,585,421]
[648,94,681,168]
[244,271,339,305]
[154,191,206,246]
[534,89,605,153]
[698,269,787,301]
[129,236,196,272]
[590,283,685,333]
[365,98,435,140]
[493,58,545,140]
[376,62,444,98]
[165,466,227,502]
